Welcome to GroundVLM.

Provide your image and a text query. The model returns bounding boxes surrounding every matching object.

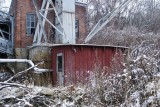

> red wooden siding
[51,45,126,85]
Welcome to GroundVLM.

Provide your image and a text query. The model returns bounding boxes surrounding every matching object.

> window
[26,13,36,35]
[75,18,79,38]
[58,55,63,72]
[57,53,64,72]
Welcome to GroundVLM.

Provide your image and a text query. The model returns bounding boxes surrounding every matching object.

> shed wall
[51,45,117,85]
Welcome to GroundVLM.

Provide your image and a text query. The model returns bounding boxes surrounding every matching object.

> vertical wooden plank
[77,46,81,83]
[83,47,87,83]
[87,47,92,72]
[74,46,77,84]
[51,47,56,85]
[71,46,76,84]
[87,47,92,82]
[63,46,73,85]
[63,46,67,85]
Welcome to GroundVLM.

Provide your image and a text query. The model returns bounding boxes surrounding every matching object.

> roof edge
[27,43,129,49]
[75,2,87,7]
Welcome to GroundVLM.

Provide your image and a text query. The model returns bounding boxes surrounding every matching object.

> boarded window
[26,13,36,35]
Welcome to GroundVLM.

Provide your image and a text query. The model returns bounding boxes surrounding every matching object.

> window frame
[75,18,79,39]
[56,53,64,85]
[26,13,36,35]
[56,53,64,73]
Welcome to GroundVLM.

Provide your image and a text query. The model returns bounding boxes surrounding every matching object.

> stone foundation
[13,48,28,73]
[28,46,52,86]
[28,46,51,69]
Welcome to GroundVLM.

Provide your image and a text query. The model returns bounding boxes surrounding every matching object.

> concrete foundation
[28,46,52,86]
[28,46,51,69]
[13,48,28,73]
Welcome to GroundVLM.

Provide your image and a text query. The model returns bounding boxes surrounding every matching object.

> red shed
[51,44,127,85]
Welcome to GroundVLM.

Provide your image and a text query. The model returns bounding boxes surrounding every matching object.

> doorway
[56,53,64,85]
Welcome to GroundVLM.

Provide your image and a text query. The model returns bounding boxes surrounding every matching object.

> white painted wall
[55,0,75,44]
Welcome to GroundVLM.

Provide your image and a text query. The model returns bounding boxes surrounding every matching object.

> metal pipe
[0,59,52,73]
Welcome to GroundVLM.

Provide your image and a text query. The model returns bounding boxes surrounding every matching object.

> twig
[0,82,27,89]
[0,85,10,90]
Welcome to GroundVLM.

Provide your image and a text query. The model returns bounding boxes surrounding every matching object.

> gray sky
[4,0,11,7]
[0,0,11,11]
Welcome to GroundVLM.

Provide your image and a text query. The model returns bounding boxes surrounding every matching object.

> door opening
[56,53,64,85]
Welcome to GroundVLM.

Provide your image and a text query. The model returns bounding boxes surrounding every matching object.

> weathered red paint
[51,44,127,85]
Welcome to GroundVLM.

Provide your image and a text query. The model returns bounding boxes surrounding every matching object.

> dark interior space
[0,23,10,40]
[0,53,7,58]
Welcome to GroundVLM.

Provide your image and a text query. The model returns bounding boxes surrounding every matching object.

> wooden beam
[32,0,48,43]
[39,12,65,37]
[37,1,50,43]
[33,0,47,43]
[0,29,6,40]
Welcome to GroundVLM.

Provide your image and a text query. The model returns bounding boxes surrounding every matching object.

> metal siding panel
[63,46,75,84]
[72,47,77,83]
[75,46,81,83]
[93,48,97,68]
[91,47,94,71]
[102,48,105,67]
[62,47,66,84]
[98,48,103,68]
[86,47,92,82]
[55,0,62,14]
[87,47,92,71]
[63,0,75,12]
[74,47,78,83]
[105,48,113,68]
[51,45,124,85]
[79,46,84,83]
[72,46,76,84]
[64,47,70,84]
[55,0,76,44]
[63,13,75,44]
[51,48,57,85]
[105,48,109,67]
[83,47,88,83]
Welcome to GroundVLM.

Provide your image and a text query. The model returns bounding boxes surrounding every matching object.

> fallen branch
[0,82,30,92]
[0,59,52,73]
[0,85,10,90]
[4,61,44,83]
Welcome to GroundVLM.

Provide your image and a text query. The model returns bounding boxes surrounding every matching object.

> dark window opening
[0,24,10,40]
[58,56,62,72]
[75,18,79,38]
[26,13,36,35]
[57,53,63,72]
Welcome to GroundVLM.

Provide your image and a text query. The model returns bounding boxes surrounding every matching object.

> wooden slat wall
[51,45,124,85]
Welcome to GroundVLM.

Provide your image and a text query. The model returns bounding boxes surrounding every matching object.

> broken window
[0,24,10,40]
[75,18,79,38]
[26,13,36,35]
